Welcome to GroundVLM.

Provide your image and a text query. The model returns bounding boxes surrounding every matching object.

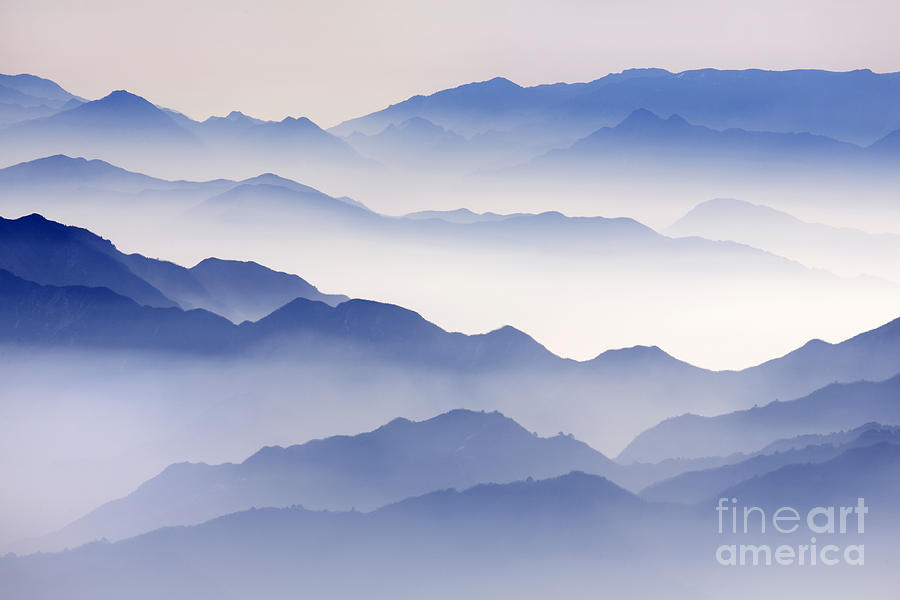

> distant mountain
[0,74,77,104]
[346,117,491,170]
[869,127,900,154]
[0,90,199,170]
[0,73,80,127]
[0,154,171,193]
[404,208,526,223]
[327,71,900,217]
[7,172,900,454]
[185,182,663,246]
[332,68,900,146]
[186,258,347,321]
[734,315,900,404]
[719,442,900,514]
[0,154,349,201]
[619,375,900,463]
[532,109,861,169]
[0,262,561,368]
[0,269,234,350]
[171,109,364,170]
[227,116,363,164]
[350,115,466,149]
[236,173,371,210]
[0,213,347,321]
[45,410,627,548]
[377,470,642,520]
[0,473,694,600]
[667,198,900,282]
[240,297,561,369]
[0,214,177,308]
[194,110,265,138]
[3,89,195,140]
[7,207,900,451]
[187,182,376,225]
[124,254,349,322]
[640,423,900,504]
[756,421,898,454]
[334,77,528,137]
[0,87,364,185]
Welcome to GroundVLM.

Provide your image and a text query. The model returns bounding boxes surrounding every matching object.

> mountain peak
[391,116,446,133]
[237,172,322,194]
[98,89,156,108]
[617,108,665,127]
[0,72,77,102]
[42,88,192,135]
[482,76,520,88]
[0,155,156,187]
[378,471,640,518]
[589,344,693,370]
[280,115,318,128]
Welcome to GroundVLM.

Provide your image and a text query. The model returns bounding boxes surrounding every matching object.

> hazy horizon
[3,0,899,127]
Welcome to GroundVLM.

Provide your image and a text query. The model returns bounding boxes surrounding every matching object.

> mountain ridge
[41,409,626,550]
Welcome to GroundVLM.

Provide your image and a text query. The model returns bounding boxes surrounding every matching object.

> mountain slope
[7,212,900,442]
[0,473,691,600]
[47,410,624,548]
[0,154,173,192]
[719,442,900,513]
[2,90,195,140]
[0,73,78,104]
[187,182,376,224]
[533,108,860,168]
[0,88,362,185]
[0,73,79,127]
[376,470,642,519]
[346,117,484,169]
[0,266,561,369]
[0,269,234,350]
[619,375,900,463]
[0,90,199,172]
[667,198,900,282]
[640,424,900,504]
[123,255,348,322]
[332,68,900,145]
[0,214,176,308]
[189,258,347,319]
[869,127,900,154]
[0,213,347,321]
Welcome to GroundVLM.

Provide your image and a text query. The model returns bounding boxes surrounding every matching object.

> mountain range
[4,71,900,222]
[667,198,900,283]
[42,410,900,553]
[620,375,900,463]
[718,442,900,514]
[3,454,896,599]
[10,154,900,373]
[0,73,82,128]
[5,211,900,447]
[0,472,691,600]
[640,423,900,504]
[0,213,346,322]
[0,88,365,185]
[39,409,626,549]
[533,108,869,168]
[332,69,900,148]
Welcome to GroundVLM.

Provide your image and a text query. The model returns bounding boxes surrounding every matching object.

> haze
[1,0,898,126]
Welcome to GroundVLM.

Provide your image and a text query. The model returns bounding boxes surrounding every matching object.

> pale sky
[2,0,899,127]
